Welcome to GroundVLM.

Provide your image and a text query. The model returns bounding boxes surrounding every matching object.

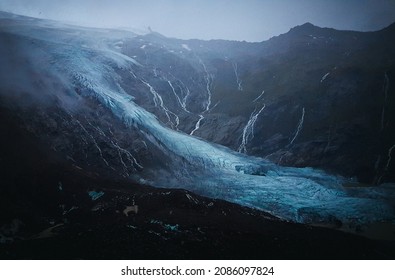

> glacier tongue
[65,45,395,227]
[67,46,258,172]
[7,19,395,228]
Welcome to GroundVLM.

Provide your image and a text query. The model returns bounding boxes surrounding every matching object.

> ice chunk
[88,191,105,201]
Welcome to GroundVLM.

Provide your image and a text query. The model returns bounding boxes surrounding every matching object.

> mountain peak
[380,21,395,33]
[289,22,321,34]
[300,22,316,28]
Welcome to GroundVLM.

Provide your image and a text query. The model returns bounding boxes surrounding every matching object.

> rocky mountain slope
[127,22,395,184]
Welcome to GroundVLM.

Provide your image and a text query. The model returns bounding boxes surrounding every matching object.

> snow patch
[88,191,105,201]
[181,44,191,51]
[321,72,330,83]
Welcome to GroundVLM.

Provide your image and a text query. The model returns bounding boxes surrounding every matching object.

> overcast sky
[1,0,395,42]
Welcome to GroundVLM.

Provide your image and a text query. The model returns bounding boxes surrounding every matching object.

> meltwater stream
[5,15,395,228]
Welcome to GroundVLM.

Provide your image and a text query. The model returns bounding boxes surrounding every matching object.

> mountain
[1,11,395,258]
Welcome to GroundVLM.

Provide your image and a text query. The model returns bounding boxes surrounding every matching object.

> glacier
[2,14,395,229]
[60,37,395,227]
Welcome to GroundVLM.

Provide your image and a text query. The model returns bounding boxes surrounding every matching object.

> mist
[1,0,395,42]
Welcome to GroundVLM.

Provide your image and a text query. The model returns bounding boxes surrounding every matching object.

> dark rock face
[183,24,395,184]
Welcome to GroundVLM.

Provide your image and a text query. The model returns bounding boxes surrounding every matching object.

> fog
[1,0,395,41]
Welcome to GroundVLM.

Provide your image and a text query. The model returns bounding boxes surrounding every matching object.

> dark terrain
[1,110,394,259]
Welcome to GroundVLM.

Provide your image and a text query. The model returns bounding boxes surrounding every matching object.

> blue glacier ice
[88,191,105,201]
[61,41,395,227]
